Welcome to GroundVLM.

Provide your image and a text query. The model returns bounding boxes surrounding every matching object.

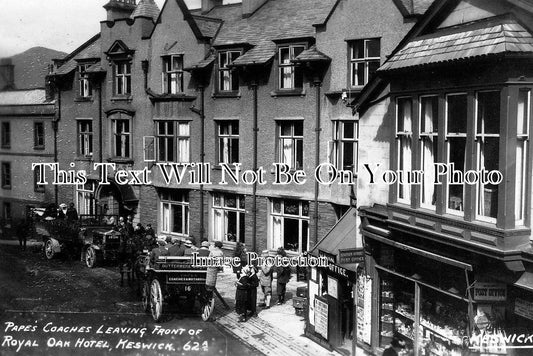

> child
[258,251,273,309]
[235,265,251,322]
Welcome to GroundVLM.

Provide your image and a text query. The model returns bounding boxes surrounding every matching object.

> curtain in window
[272,216,282,249]
[162,203,170,232]
[282,139,293,167]
[399,100,412,201]
[422,100,435,206]
[221,138,229,163]
[213,209,223,241]
[178,123,190,163]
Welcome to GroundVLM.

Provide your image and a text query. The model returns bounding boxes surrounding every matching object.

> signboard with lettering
[308,281,318,326]
[339,249,364,264]
[515,298,533,320]
[314,297,328,339]
[473,283,507,302]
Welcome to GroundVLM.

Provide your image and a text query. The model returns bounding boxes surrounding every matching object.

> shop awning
[310,207,362,271]
[380,16,533,72]
[514,271,533,293]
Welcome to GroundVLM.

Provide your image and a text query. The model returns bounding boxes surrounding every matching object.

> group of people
[233,244,292,323]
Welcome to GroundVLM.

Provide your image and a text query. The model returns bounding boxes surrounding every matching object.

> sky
[0,0,207,58]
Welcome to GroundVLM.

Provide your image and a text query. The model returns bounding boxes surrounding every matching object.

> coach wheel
[141,281,150,312]
[44,240,55,260]
[85,246,97,268]
[150,279,163,322]
[201,296,215,321]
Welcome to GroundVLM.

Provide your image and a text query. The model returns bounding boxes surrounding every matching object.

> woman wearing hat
[198,240,211,257]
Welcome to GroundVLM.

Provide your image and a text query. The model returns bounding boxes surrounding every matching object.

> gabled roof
[380,16,533,72]
[393,0,434,17]
[53,35,101,76]
[130,0,160,20]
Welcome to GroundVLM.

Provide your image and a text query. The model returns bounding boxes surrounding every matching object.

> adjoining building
[354,0,533,355]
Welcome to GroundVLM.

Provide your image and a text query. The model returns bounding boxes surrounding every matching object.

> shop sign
[308,281,318,326]
[514,298,533,321]
[473,283,507,301]
[327,276,338,299]
[318,250,336,264]
[339,248,364,264]
[314,297,328,339]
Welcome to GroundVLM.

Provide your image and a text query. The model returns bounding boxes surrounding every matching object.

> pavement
[0,236,368,356]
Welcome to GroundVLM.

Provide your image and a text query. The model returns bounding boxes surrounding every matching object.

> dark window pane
[477,91,500,134]
[294,122,303,136]
[447,95,468,133]
[283,218,299,252]
[367,39,380,58]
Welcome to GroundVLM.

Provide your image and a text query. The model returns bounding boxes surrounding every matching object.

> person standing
[206,241,224,288]
[382,337,406,356]
[258,251,273,308]
[233,242,247,278]
[66,203,78,221]
[235,265,251,322]
[247,263,259,317]
[275,247,291,305]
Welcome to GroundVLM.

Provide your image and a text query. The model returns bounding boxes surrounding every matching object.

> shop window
[212,193,245,243]
[476,91,500,222]
[270,198,309,253]
[277,120,303,170]
[77,64,93,98]
[446,94,467,215]
[114,61,132,96]
[419,96,439,209]
[34,122,45,149]
[349,38,380,87]
[1,162,11,189]
[516,89,530,225]
[331,120,358,172]
[217,121,239,164]
[160,190,189,236]
[1,122,10,148]
[78,120,93,157]
[396,98,412,203]
[162,55,184,94]
[278,45,305,90]
[111,117,131,159]
[218,50,241,92]
[76,181,96,216]
[156,121,190,163]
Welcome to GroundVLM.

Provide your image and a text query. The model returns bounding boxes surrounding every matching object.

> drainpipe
[313,76,321,247]
[199,85,205,241]
[251,79,258,252]
[53,88,61,207]
[98,81,103,163]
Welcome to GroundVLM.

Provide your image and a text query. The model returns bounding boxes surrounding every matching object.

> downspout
[53,88,61,207]
[98,81,103,163]
[251,78,258,252]
[313,76,321,247]
[199,85,205,241]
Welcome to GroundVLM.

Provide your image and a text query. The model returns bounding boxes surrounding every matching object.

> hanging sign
[515,298,533,320]
[339,248,364,264]
[473,283,507,302]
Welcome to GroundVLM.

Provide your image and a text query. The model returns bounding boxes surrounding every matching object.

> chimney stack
[0,58,15,91]
[201,0,223,15]
[242,0,267,18]
[103,0,137,21]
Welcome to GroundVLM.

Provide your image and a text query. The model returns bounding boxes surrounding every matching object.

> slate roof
[53,35,101,76]
[192,15,223,39]
[395,0,434,16]
[292,45,331,63]
[0,89,48,105]
[231,40,276,66]
[183,52,216,71]
[380,17,533,71]
[130,0,160,20]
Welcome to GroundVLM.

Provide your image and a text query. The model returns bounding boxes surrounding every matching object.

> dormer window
[78,64,93,98]
[278,44,305,90]
[162,55,184,94]
[218,50,241,92]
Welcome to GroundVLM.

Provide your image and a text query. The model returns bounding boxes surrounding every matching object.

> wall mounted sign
[327,276,338,300]
[473,283,507,302]
[339,248,364,264]
[515,298,533,320]
[314,297,328,339]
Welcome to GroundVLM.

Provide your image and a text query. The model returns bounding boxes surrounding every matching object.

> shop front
[305,207,370,355]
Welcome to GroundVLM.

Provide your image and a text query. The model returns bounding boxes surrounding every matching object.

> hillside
[9,47,67,89]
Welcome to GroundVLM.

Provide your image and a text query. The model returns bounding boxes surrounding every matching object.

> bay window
[516,89,530,224]
[446,94,467,215]
[419,96,439,209]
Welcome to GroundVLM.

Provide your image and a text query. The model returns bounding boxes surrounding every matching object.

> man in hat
[168,239,184,256]
[149,238,169,267]
[198,240,211,257]
[383,336,406,356]
[183,239,197,256]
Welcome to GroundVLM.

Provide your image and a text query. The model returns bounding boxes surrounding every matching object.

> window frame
[278,44,306,90]
[77,120,93,158]
[160,190,189,237]
[155,120,190,163]
[1,122,10,149]
[216,120,239,164]
[34,165,45,193]
[419,95,439,210]
[75,181,96,216]
[3,202,11,221]
[217,50,241,93]
[1,162,11,190]
[212,193,246,243]
[276,120,304,171]
[77,64,93,98]
[34,122,45,149]
[113,60,132,97]
[331,120,359,173]
[396,97,413,205]
[516,89,531,226]
[111,117,131,159]
[270,198,310,253]
[348,38,381,88]
[162,54,184,94]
